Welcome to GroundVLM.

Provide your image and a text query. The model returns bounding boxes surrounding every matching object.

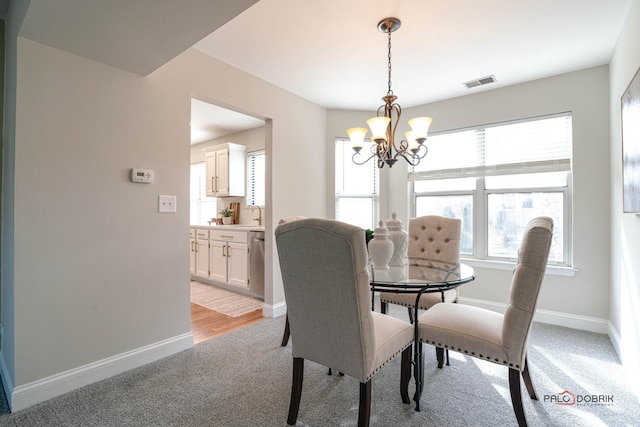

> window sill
[461,258,578,277]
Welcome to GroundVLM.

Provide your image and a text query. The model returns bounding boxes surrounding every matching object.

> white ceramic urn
[386,212,408,266]
[368,220,394,270]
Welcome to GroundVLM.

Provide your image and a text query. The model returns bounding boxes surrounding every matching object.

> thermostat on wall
[131,168,154,183]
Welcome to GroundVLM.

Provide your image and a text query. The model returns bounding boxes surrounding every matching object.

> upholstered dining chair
[278,215,307,347]
[380,215,462,320]
[276,218,414,427]
[379,215,461,367]
[416,216,554,427]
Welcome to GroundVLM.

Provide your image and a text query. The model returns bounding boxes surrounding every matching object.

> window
[190,162,217,225]
[247,150,265,207]
[410,113,572,266]
[335,139,379,230]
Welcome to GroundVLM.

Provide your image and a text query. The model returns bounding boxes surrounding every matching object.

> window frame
[190,161,217,226]
[410,113,575,274]
[246,149,265,207]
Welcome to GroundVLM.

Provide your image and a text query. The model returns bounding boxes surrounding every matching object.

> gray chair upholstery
[380,215,462,319]
[278,215,307,347]
[416,216,554,427]
[276,218,414,427]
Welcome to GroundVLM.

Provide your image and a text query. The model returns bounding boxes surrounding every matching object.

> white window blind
[410,113,572,180]
[247,150,265,206]
[335,139,379,230]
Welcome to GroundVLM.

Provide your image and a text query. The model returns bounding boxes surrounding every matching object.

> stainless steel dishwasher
[249,230,265,298]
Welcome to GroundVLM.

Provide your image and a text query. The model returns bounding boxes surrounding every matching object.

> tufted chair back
[502,216,554,368]
[408,215,461,269]
[380,215,462,325]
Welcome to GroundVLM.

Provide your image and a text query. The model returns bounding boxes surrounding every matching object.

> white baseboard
[262,301,286,318]
[5,332,193,412]
[459,297,609,334]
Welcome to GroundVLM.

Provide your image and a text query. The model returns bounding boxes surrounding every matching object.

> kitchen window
[410,113,572,267]
[247,150,265,207]
[190,162,216,225]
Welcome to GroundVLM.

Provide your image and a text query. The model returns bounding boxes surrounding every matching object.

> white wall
[609,0,640,401]
[2,39,326,410]
[327,66,612,330]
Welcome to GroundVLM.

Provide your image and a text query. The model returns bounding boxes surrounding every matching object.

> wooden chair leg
[400,346,411,404]
[281,314,290,346]
[508,367,528,427]
[436,347,445,369]
[407,307,414,323]
[521,357,538,400]
[358,380,372,427]
[287,357,304,425]
[380,301,388,314]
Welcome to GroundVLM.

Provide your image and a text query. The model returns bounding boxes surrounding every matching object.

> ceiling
[190,99,264,144]
[16,0,633,142]
[195,0,632,111]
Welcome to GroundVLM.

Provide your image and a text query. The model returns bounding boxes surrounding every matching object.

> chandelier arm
[398,152,422,167]
[396,138,410,152]
[395,144,429,166]
[389,103,401,153]
[414,143,429,159]
[352,150,378,166]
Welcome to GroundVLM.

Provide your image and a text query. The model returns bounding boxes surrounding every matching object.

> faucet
[252,205,263,226]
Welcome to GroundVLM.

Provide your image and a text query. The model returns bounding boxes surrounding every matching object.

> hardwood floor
[191,302,264,344]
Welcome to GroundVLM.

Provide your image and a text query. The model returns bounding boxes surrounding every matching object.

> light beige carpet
[190,281,263,317]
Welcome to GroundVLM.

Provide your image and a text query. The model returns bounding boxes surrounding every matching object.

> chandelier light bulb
[346,127,368,151]
[366,116,391,143]
[408,117,433,143]
[404,130,419,152]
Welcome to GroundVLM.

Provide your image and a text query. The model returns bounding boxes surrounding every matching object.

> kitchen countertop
[191,224,265,232]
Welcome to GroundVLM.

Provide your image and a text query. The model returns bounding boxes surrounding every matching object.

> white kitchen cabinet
[227,242,249,287]
[209,230,249,289]
[193,228,210,279]
[203,143,246,197]
[189,228,196,275]
[208,239,227,283]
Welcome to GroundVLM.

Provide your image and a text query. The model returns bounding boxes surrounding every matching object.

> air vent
[463,75,496,89]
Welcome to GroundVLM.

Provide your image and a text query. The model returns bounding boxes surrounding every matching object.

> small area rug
[190,281,263,317]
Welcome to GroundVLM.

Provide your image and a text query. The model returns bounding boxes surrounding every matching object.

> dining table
[369,259,476,411]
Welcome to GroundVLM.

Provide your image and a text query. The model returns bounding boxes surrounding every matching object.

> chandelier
[347,17,433,168]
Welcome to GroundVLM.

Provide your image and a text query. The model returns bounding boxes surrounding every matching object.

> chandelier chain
[387,28,393,97]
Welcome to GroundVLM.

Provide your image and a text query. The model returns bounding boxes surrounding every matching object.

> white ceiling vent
[463,75,496,89]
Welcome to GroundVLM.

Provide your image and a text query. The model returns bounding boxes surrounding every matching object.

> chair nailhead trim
[418,338,516,368]
[365,343,412,382]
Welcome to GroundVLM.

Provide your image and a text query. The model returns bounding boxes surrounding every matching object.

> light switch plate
[158,195,177,213]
